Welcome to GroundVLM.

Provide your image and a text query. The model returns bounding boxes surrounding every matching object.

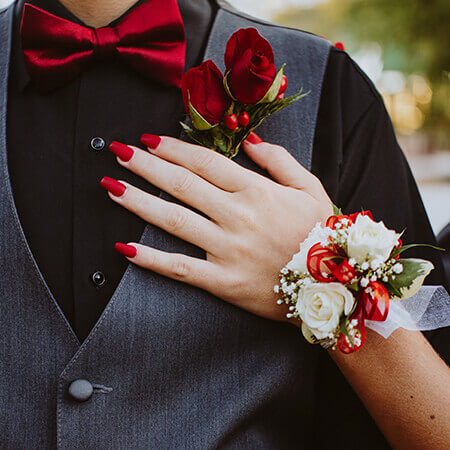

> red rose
[181,60,231,125]
[224,27,277,104]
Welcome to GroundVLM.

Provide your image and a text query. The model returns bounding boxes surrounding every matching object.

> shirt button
[90,137,105,151]
[91,271,106,286]
[68,379,93,402]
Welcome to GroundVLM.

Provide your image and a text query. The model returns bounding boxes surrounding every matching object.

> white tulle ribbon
[366,285,450,338]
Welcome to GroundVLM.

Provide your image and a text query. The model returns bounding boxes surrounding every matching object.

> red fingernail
[140,133,161,150]
[246,132,263,144]
[115,242,137,258]
[100,176,126,197]
[109,141,134,162]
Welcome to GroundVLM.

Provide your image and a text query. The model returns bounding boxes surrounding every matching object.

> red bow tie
[20,1,186,92]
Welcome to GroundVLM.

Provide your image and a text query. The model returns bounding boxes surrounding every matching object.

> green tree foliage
[274,0,450,138]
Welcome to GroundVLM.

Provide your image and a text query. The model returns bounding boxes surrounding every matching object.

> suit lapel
[0,3,80,346]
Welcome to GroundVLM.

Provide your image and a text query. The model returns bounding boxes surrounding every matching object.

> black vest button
[91,271,105,286]
[90,137,105,151]
[68,379,93,402]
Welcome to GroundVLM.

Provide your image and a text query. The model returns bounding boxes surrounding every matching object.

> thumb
[242,132,317,191]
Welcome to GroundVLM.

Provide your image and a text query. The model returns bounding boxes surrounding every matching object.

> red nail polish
[115,242,137,258]
[246,132,263,144]
[100,176,126,197]
[140,133,161,150]
[109,141,134,162]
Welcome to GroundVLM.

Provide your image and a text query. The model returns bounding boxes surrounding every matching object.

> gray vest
[0,1,331,447]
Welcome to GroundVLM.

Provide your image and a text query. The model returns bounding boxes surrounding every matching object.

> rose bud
[181,59,231,128]
[224,27,277,104]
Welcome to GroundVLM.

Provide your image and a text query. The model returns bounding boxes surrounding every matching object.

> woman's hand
[103,133,333,324]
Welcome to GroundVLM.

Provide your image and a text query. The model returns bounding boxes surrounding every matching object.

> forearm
[330,327,450,449]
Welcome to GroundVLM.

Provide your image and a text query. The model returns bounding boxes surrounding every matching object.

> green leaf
[224,101,235,116]
[388,258,434,299]
[339,315,351,338]
[333,204,343,215]
[179,121,194,133]
[347,282,360,292]
[385,283,403,299]
[390,243,444,259]
[223,71,237,101]
[188,100,215,131]
[257,64,285,104]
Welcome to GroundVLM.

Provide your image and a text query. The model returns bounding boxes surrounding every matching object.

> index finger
[140,134,256,192]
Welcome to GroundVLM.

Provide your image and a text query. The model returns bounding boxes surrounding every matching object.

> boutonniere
[180,27,308,158]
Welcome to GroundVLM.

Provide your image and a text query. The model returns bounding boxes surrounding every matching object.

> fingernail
[109,141,134,162]
[100,176,126,197]
[115,242,137,258]
[245,132,263,144]
[140,133,161,150]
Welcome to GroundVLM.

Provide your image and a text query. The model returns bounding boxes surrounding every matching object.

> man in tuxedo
[0,0,448,448]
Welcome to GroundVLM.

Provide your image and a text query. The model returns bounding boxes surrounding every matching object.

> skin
[59,0,141,27]
[56,1,450,446]
[110,137,334,324]
[107,136,450,449]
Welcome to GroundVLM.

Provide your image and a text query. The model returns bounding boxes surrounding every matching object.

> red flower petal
[349,210,373,223]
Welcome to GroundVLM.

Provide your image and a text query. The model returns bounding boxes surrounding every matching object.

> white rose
[347,214,399,265]
[286,223,330,274]
[296,282,355,340]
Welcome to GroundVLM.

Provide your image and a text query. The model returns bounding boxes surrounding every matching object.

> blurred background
[226,0,449,237]
[1,0,448,236]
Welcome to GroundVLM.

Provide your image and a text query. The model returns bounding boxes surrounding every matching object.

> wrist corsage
[275,207,442,354]
[180,27,308,159]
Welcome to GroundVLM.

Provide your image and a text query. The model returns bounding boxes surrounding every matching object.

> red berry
[334,42,345,51]
[224,114,238,130]
[278,75,287,94]
[238,112,249,127]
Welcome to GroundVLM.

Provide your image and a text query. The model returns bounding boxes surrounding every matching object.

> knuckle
[170,257,190,278]
[144,251,157,269]
[192,150,216,174]
[165,208,188,232]
[171,172,195,195]
[269,144,287,158]
[310,174,325,192]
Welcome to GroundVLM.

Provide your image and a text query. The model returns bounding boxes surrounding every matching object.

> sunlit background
[226,0,450,236]
[1,0,448,235]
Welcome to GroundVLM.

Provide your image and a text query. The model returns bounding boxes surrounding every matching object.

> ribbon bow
[20,1,186,92]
